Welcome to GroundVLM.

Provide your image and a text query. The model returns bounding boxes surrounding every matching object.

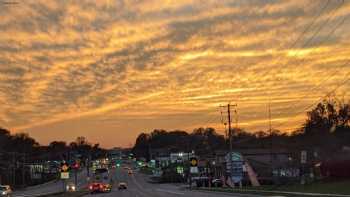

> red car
[88,182,112,194]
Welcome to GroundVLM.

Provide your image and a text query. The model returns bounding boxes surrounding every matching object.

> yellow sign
[61,164,69,172]
[190,158,198,167]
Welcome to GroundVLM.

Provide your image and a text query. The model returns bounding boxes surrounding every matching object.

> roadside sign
[190,166,199,174]
[60,172,69,179]
[61,163,69,172]
[190,157,198,167]
[231,161,244,183]
[231,152,243,161]
[226,152,244,183]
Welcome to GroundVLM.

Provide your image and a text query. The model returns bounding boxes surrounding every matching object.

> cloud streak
[0,0,350,147]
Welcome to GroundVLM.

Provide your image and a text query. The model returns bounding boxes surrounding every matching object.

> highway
[12,165,263,197]
[83,167,262,197]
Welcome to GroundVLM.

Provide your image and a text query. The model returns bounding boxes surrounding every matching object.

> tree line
[132,98,350,161]
[0,128,107,186]
[0,129,106,162]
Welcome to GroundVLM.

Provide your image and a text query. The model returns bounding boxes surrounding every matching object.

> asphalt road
[13,169,88,197]
[83,167,264,197]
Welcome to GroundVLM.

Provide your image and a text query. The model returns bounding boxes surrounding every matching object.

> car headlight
[71,186,76,190]
[2,191,6,195]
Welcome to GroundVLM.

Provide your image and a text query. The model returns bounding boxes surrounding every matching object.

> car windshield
[0,186,7,190]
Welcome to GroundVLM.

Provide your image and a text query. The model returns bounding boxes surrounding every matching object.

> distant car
[118,182,127,190]
[66,183,76,192]
[211,179,223,187]
[89,182,112,194]
[128,170,133,174]
[0,185,12,196]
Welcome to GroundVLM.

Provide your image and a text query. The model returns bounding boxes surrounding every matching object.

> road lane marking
[156,189,184,195]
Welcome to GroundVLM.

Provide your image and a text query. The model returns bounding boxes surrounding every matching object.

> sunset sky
[1,0,350,148]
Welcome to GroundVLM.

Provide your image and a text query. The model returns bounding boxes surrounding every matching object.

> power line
[272,58,350,126]
[229,0,335,109]
[233,1,347,134]
[260,7,349,131]
[232,0,331,85]
[287,0,331,50]
[295,0,344,52]
[274,64,350,130]
[269,0,342,77]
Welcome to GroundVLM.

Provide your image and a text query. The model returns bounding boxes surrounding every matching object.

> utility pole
[22,153,25,187]
[12,152,16,186]
[74,168,78,188]
[227,104,232,151]
[148,143,152,161]
[87,155,91,178]
[268,101,272,136]
[220,109,227,139]
[268,101,273,177]
[220,103,237,151]
[220,103,237,187]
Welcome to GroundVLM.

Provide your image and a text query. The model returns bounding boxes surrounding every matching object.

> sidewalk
[196,187,350,197]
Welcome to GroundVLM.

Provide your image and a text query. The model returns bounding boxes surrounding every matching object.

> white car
[0,185,12,196]
[118,182,127,190]
[66,183,76,192]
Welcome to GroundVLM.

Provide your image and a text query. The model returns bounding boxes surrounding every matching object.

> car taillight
[89,185,93,190]
[99,184,103,189]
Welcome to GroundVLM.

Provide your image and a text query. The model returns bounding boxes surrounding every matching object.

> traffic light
[73,162,80,169]
[61,162,69,172]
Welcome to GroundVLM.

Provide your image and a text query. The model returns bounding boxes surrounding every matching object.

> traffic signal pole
[74,168,77,188]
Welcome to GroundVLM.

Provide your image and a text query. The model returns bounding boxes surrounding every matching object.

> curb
[195,188,350,197]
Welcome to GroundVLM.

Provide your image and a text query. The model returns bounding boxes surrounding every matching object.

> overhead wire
[232,0,347,133]
[228,0,333,123]
[273,62,350,130]
[231,0,332,92]
[270,10,349,131]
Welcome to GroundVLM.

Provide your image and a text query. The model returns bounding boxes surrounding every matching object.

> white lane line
[156,188,184,195]
[13,191,62,197]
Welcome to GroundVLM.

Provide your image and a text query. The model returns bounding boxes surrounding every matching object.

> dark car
[211,179,223,187]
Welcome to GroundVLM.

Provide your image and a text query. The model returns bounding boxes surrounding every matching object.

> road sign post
[73,161,80,188]
[300,150,307,185]
[60,172,69,192]
[60,162,70,192]
[189,157,198,190]
[226,152,244,187]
